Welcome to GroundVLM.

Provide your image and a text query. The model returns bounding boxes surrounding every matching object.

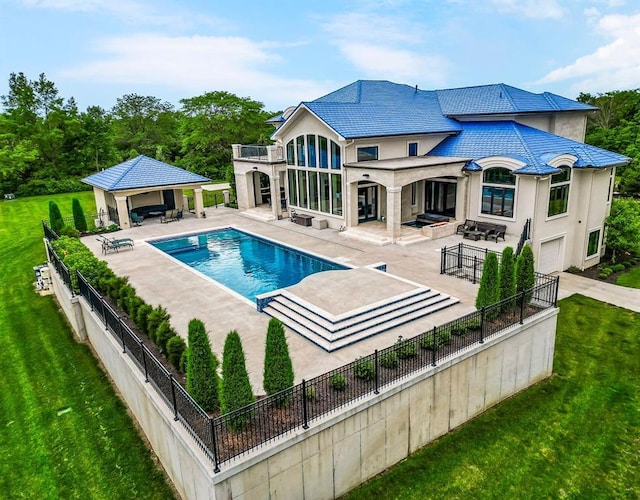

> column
[456,175,469,222]
[194,188,205,218]
[346,182,359,229]
[270,174,282,219]
[114,195,130,229]
[386,186,402,241]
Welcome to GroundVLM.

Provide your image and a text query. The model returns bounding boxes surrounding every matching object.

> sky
[1,0,639,113]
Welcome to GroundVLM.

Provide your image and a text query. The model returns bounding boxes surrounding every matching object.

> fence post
[170,374,179,421]
[553,276,560,307]
[374,350,379,394]
[457,242,463,269]
[118,317,126,353]
[301,379,309,429]
[100,297,107,327]
[480,307,485,344]
[440,247,445,274]
[209,418,220,473]
[473,255,478,284]
[519,290,526,324]
[431,327,437,366]
[141,341,149,382]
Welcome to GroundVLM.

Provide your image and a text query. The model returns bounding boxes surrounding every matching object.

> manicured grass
[344,295,640,499]
[617,266,640,288]
[0,194,175,498]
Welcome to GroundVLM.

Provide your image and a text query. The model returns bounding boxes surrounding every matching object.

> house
[232,81,630,272]
[83,155,210,229]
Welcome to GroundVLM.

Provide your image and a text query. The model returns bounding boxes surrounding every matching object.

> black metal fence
[46,231,559,472]
[46,241,73,292]
[42,221,59,241]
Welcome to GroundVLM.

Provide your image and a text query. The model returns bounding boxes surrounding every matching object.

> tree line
[0,72,276,196]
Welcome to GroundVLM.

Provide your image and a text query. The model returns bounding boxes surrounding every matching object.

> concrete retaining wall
[48,263,557,500]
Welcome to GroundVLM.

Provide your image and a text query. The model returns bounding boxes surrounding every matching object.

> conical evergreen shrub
[221,330,254,430]
[166,336,187,372]
[516,244,536,302]
[475,251,500,310]
[71,198,88,232]
[48,200,64,234]
[499,246,516,309]
[263,318,294,406]
[186,319,220,412]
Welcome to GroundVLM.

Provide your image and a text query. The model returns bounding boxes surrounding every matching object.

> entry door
[162,189,175,209]
[358,186,377,222]
[425,181,456,217]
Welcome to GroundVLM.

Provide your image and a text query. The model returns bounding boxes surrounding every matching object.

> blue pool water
[150,228,348,301]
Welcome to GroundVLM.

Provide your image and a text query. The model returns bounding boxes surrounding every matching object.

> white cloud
[537,12,640,92]
[58,34,331,109]
[490,0,565,18]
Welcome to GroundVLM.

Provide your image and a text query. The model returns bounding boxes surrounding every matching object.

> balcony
[232,144,284,163]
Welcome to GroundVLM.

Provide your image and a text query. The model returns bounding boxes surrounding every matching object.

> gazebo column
[456,175,469,222]
[386,186,402,242]
[270,174,281,219]
[115,195,130,229]
[194,188,205,218]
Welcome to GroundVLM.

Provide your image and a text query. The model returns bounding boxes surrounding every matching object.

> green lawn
[0,193,175,499]
[617,266,640,289]
[345,294,640,499]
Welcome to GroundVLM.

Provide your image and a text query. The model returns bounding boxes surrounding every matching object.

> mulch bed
[568,251,639,284]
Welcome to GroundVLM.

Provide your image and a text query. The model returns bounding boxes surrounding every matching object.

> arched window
[548,166,571,217]
[482,167,515,217]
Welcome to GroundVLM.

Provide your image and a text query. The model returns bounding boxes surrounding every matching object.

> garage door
[539,237,563,274]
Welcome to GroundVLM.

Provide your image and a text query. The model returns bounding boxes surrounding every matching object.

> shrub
[476,252,500,309]
[394,337,417,358]
[419,334,436,350]
[623,261,633,268]
[329,372,347,391]
[126,296,144,322]
[48,200,64,234]
[71,198,88,233]
[499,247,516,307]
[438,329,452,346]
[179,348,189,373]
[380,351,399,368]
[352,357,375,380]
[220,330,254,430]
[566,265,582,274]
[598,272,610,279]
[166,336,186,371]
[612,263,625,273]
[147,306,170,342]
[57,225,79,238]
[186,319,220,412]
[516,244,536,302]
[262,318,294,403]
[304,385,316,399]
[156,321,177,353]
[135,304,154,335]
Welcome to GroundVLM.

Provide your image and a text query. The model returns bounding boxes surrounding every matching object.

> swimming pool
[149,228,348,301]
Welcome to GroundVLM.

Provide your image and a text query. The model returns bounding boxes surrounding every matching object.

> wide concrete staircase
[262,287,459,351]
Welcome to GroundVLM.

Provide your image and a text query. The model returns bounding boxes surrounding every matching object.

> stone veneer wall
[49,262,558,500]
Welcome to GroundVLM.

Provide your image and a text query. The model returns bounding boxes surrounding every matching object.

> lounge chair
[97,235,134,254]
[130,211,144,226]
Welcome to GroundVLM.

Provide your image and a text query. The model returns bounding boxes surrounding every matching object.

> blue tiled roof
[305,81,461,138]
[429,121,630,174]
[436,84,595,115]
[82,155,210,191]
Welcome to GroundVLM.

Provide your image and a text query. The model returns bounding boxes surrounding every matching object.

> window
[297,170,307,208]
[287,169,297,206]
[286,140,294,165]
[587,229,601,257]
[481,168,515,217]
[331,141,341,169]
[308,171,319,210]
[307,135,316,168]
[331,174,342,215]
[357,146,378,162]
[296,136,305,166]
[319,172,330,212]
[319,136,328,168]
[408,142,418,157]
[411,182,417,206]
[548,166,571,217]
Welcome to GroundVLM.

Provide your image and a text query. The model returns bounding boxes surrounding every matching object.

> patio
[81,207,521,393]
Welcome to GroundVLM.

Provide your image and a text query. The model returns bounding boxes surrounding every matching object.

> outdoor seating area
[160,208,182,223]
[131,204,168,218]
[129,211,144,226]
[457,219,507,242]
[97,235,134,254]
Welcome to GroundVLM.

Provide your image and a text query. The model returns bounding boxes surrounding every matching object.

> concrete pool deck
[82,207,520,393]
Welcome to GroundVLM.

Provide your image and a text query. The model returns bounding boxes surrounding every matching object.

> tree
[605,198,640,261]
[186,318,220,412]
[166,336,187,372]
[179,91,273,179]
[499,246,516,304]
[71,198,88,232]
[516,245,536,302]
[476,252,500,310]
[156,320,177,353]
[48,200,64,233]
[220,330,254,429]
[263,318,294,404]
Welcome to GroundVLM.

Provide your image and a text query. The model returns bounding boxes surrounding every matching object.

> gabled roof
[303,80,461,139]
[436,84,595,116]
[429,121,630,175]
[82,155,210,191]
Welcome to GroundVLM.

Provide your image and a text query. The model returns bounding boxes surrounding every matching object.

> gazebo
[82,155,210,229]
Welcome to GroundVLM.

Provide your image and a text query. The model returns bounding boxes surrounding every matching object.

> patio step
[262,288,459,352]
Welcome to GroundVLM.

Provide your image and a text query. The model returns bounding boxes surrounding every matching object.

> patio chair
[97,235,134,254]
[130,211,144,226]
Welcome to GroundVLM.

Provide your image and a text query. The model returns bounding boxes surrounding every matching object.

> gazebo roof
[82,155,210,191]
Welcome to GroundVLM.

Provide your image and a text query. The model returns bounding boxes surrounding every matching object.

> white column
[456,175,469,221]
[346,182,359,229]
[115,195,130,229]
[386,186,402,241]
[194,188,205,218]
[270,174,282,219]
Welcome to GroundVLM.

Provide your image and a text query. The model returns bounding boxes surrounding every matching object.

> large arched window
[481,167,515,217]
[548,166,571,217]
